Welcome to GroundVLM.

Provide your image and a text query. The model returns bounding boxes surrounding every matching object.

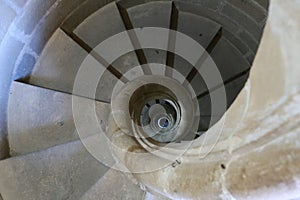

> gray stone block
[0,34,24,159]
[199,0,224,10]
[127,1,172,29]
[29,28,88,95]
[80,169,145,200]
[8,81,111,156]
[13,53,36,80]
[210,37,250,82]
[222,2,261,40]
[8,0,29,8]
[177,11,221,49]
[223,29,250,56]
[125,1,172,67]
[62,0,115,34]
[227,0,267,23]
[0,0,16,43]
[175,2,241,44]
[198,73,249,117]
[29,28,141,103]
[239,29,259,53]
[143,49,167,65]
[15,0,57,35]
[74,2,127,49]
[29,0,83,54]
[0,139,109,200]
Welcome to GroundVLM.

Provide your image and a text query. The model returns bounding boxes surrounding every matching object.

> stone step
[0,139,110,200]
[173,11,222,82]
[126,1,172,65]
[27,28,121,103]
[80,168,145,200]
[198,72,249,131]
[28,27,139,103]
[177,11,222,50]
[74,2,127,49]
[8,81,110,156]
[173,35,250,106]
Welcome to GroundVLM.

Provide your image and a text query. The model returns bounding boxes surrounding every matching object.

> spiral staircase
[4,0,299,199]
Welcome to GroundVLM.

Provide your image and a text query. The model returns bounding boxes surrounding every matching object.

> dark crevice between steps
[61,0,116,34]
[116,2,152,75]
[197,67,251,100]
[185,27,223,83]
[165,2,179,77]
[60,27,129,83]
[12,80,111,104]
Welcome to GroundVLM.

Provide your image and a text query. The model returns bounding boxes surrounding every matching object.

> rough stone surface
[0,0,16,43]
[239,29,259,53]
[74,2,126,48]
[210,37,250,81]
[0,139,109,200]
[0,35,24,159]
[127,1,172,65]
[62,0,115,34]
[9,0,29,8]
[227,0,267,23]
[8,81,110,156]
[29,28,88,94]
[197,73,249,129]
[15,0,57,35]
[29,0,83,54]
[13,53,36,80]
[29,28,140,103]
[226,124,300,200]
[80,169,145,200]
[223,29,250,56]
[222,2,261,40]
[127,1,172,29]
[177,11,221,49]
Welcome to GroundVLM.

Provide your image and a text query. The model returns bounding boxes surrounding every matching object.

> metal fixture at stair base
[130,84,182,143]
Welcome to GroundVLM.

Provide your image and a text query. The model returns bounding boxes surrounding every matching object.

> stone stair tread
[27,27,124,103]
[80,168,145,200]
[8,81,110,156]
[177,11,222,50]
[29,27,139,103]
[126,1,173,65]
[0,139,109,200]
[190,36,250,97]
[28,28,88,98]
[74,2,127,49]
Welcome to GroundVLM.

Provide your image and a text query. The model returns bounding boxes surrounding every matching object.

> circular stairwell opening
[129,83,182,143]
